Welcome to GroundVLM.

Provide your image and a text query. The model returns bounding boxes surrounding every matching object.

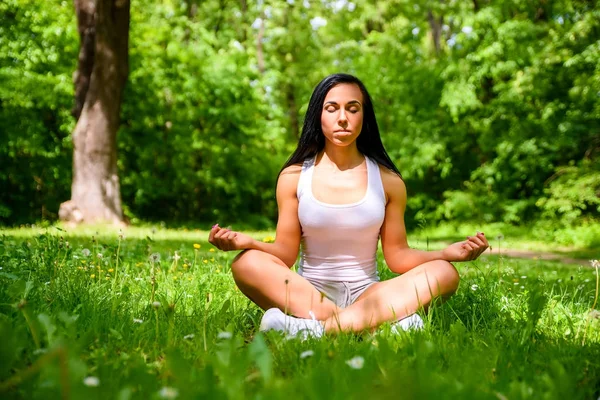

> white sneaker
[259,308,324,339]
[390,313,424,334]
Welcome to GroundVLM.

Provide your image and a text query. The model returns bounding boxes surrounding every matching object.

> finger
[208,223,220,243]
[463,242,477,260]
[214,228,230,242]
[476,231,490,247]
[467,235,486,247]
[221,232,236,250]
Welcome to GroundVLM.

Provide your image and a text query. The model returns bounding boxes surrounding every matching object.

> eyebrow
[324,100,362,106]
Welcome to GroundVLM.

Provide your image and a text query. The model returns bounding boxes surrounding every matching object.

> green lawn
[0,225,598,399]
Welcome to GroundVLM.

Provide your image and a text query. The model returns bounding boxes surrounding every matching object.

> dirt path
[493,248,590,266]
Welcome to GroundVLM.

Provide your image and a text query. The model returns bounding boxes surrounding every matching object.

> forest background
[1,0,599,238]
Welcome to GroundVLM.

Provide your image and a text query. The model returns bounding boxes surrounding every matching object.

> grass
[0,225,598,399]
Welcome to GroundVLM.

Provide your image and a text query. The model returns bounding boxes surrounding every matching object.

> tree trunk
[59,0,130,225]
[427,10,443,55]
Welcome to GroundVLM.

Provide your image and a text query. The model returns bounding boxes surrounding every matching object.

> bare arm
[379,168,488,274]
[208,165,302,268]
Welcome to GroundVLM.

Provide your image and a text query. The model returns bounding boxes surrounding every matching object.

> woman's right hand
[208,224,255,251]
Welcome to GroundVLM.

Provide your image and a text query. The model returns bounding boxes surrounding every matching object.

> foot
[259,308,324,339]
[390,313,424,334]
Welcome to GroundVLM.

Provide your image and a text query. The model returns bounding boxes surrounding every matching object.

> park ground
[0,223,598,399]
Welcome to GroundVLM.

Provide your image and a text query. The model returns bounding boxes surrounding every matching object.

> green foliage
[0,0,76,224]
[1,0,599,227]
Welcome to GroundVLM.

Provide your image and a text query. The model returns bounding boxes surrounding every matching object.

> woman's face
[321,83,364,147]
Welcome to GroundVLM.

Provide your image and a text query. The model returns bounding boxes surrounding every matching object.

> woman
[208,73,489,337]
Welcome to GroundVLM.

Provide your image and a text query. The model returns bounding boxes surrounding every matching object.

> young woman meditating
[208,73,489,337]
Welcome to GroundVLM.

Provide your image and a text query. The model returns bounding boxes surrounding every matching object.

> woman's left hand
[442,232,489,262]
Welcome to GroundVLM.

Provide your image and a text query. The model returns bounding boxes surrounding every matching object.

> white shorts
[305,276,379,308]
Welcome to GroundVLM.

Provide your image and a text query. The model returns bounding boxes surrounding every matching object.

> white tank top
[297,155,386,282]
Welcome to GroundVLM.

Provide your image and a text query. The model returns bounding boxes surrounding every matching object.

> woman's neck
[318,143,363,171]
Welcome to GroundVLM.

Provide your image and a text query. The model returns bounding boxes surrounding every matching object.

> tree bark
[72,0,95,120]
[59,0,130,225]
[427,10,443,55]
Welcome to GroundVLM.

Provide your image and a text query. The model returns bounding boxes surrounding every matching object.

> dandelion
[108,268,114,273]
[300,350,314,359]
[209,248,215,252]
[513,282,519,286]
[133,318,143,324]
[152,301,161,308]
[471,284,479,291]
[521,276,527,279]
[217,331,232,340]
[173,252,181,262]
[90,274,95,279]
[263,236,275,243]
[183,334,195,340]
[346,356,365,370]
[590,260,599,268]
[97,253,103,259]
[149,253,161,263]
[520,286,525,289]
[159,386,179,399]
[183,263,189,269]
[203,260,208,264]
[82,248,91,257]
[83,376,100,387]
[193,243,201,249]
[496,234,504,241]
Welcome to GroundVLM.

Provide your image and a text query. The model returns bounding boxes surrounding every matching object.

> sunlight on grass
[0,227,598,399]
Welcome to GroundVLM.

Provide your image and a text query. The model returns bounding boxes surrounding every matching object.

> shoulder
[377,165,406,204]
[277,164,303,196]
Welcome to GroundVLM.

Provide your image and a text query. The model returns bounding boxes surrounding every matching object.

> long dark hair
[279,73,401,177]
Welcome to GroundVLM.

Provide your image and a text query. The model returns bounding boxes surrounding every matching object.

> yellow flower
[193,243,201,249]
[108,268,114,273]
[105,277,110,280]
[188,277,192,281]
[210,258,215,262]
[90,274,95,279]
[203,260,208,264]
[183,264,188,269]
[263,236,275,243]
[209,248,215,252]
[173,276,178,281]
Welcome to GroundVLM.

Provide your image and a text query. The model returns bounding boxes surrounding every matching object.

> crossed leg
[231,250,460,333]
[322,260,460,332]
[231,250,340,320]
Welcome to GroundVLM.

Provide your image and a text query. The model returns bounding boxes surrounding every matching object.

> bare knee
[230,249,261,283]
[436,261,460,296]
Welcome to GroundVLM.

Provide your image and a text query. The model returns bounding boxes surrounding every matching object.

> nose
[338,109,348,126]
